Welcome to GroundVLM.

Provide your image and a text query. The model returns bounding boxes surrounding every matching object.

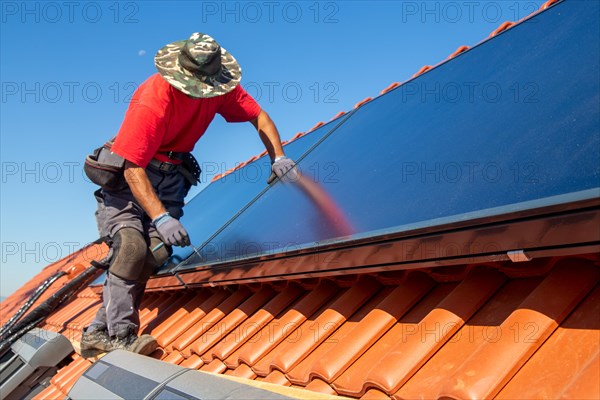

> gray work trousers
[89,164,190,337]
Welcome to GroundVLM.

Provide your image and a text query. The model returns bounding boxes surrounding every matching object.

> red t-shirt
[111,73,261,167]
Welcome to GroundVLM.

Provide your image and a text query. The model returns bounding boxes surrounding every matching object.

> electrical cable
[0,265,100,354]
[0,271,67,339]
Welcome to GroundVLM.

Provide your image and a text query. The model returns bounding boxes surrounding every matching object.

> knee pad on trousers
[108,228,148,281]
[138,237,171,282]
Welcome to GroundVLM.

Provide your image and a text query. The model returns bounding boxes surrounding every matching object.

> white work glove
[268,156,300,184]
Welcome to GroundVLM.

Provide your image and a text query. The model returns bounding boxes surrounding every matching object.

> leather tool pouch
[84,139,127,191]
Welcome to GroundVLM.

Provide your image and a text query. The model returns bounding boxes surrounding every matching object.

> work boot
[80,326,112,358]
[108,329,157,356]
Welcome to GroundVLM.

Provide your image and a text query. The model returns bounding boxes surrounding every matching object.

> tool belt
[84,139,201,191]
[147,153,201,186]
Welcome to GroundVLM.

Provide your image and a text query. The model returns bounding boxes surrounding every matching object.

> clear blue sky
[0,0,546,297]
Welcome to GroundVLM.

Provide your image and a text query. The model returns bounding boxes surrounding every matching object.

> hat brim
[154,40,241,98]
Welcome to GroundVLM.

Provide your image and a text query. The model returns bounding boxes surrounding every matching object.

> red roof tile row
[30,255,600,399]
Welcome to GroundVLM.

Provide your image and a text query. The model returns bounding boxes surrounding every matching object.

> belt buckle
[159,162,173,172]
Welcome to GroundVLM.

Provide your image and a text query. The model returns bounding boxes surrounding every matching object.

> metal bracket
[507,250,532,262]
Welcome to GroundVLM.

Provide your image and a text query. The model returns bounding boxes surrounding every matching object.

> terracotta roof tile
[17,252,598,400]
[446,45,470,59]
[496,285,600,399]
[157,289,228,348]
[305,378,337,395]
[411,65,433,78]
[489,21,516,37]
[330,111,346,121]
[228,363,257,379]
[394,277,542,399]
[231,279,338,369]
[334,267,506,396]
[558,354,600,399]
[140,292,195,334]
[360,388,390,400]
[257,276,381,375]
[179,353,204,369]
[305,273,434,384]
[64,302,101,339]
[263,370,292,386]
[193,286,276,359]
[170,286,252,353]
[353,97,373,109]
[201,358,227,373]
[32,382,66,400]
[287,286,396,386]
[439,260,599,400]
[541,0,560,10]
[147,290,212,341]
[379,83,400,95]
[161,349,185,365]
[331,279,450,396]
[65,300,100,326]
[44,296,96,329]
[50,356,91,394]
[60,357,93,393]
[138,293,170,325]
[209,283,304,362]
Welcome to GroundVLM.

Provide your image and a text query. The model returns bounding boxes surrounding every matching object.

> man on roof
[79,32,297,358]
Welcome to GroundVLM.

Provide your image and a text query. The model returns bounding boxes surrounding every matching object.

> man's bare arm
[250,110,285,160]
[123,161,167,220]
[250,109,300,183]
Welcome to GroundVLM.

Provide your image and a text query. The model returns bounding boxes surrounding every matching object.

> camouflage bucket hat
[154,32,241,98]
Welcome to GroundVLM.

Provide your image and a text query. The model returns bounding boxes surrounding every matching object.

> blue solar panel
[157,115,351,272]
[176,0,600,270]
